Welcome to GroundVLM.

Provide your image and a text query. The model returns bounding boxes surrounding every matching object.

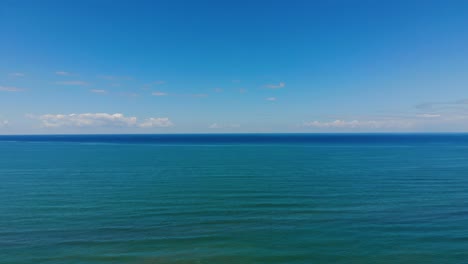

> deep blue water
[2,133,468,145]
[1,134,468,263]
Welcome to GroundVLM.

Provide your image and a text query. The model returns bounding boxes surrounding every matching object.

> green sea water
[1,135,468,263]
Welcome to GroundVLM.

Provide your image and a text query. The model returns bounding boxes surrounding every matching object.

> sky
[1,0,468,134]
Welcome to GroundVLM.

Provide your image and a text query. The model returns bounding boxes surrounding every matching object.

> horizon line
[1,132,468,137]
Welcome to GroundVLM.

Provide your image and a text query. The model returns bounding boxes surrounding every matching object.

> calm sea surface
[1,134,468,264]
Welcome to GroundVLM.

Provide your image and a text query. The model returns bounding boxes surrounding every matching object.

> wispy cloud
[9,72,25,77]
[55,71,72,76]
[209,123,240,129]
[232,80,241,83]
[90,89,107,94]
[33,113,173,128]
[265,82,285,89]
[0,120,8,127]
[35,113,136,128]
[152,91,168,96]
[0,86,24,92]
[139,118,173,128]
[214,88,223,93]
[416,113,441,118]
[266,97,276,101]
[413,99,468,125]
[239,88,247,94]
[303,119,413,129]
[301,106,468,131]
[55,81,89,86]
[143,81,166,90]
[416,99,468,110]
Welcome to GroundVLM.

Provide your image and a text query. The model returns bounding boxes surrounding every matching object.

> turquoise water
[1,135,468,263]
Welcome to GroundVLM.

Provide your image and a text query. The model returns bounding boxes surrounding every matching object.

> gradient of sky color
[1,0,468,134]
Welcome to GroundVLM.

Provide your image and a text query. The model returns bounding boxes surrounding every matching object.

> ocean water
[1,134,468,264]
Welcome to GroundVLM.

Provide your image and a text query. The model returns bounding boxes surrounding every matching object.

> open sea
[1,134,468,264]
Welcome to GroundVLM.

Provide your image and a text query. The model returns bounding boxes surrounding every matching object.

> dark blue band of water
[1,133,468,145]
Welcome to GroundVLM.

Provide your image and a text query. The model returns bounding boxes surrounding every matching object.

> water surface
[1,134,468,263]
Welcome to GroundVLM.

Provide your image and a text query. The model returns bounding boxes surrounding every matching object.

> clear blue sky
[1,0,468,134]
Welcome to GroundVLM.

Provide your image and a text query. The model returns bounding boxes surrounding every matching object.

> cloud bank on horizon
[1,1,468,134]
[31,113,172,129]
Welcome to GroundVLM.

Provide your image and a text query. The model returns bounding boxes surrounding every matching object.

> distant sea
[1,134,468,264]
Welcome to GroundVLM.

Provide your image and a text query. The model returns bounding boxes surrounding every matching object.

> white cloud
[38,113,137,128]
[55,71,72,76]
[139,118,173,128]
[152,91,168,96]
[265,82,285,89]
[303,119,413,129]
[34,113,172,128]
[0,120,8,127]
[416,114,441,118]
[239,88,247,93]
[0,86,24,92]
[56,81,89,86]
[209,123,240,129]
[209,123,221,129]
[90,89,107,94]
[9,72,25,77]
[266,97,276,101]
[214,88,223,93]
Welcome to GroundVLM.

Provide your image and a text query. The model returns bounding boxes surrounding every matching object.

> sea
[1,134,468,264]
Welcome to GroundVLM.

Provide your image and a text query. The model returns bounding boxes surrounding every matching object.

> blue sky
[1,0,468,134]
